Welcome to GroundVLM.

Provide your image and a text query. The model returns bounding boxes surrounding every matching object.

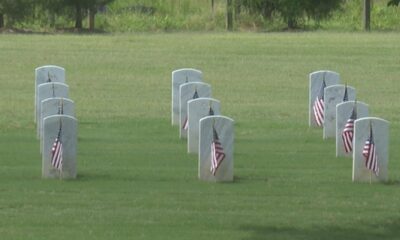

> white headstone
[35,65,65,122]
[36,82,69,127]
[323,85,356,139]
[187,98,221,154]
[336,101,369,157]
[353,117,389,183]
[199,116,234,182]
[171,68,202,126]
[42,115,77,179]
[179,82,211,139]
[309,70,340,127]
[39,98,75,153]
[171,68,203,126]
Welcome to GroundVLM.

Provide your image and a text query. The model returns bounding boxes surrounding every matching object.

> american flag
[182,90,199,130]
[313,80,326,127]
[341,105,357,153]
[209,106,214,116]
[343,85,348,102]
[51,126,63,170]
[210,127,226,176]
[362,126,379,176]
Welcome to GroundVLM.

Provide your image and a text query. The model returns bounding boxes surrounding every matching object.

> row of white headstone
[309,70,389,183]
[35,65,78,180]
[171,68,234,182]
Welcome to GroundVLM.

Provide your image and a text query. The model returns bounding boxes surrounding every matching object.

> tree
[0,0,34,28]
[388,0,400,6]
[363,0,371,31]
[38,0,113,30]
[241,0,344,29]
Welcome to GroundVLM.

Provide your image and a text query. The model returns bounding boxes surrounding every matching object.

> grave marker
[39,98,75,153]
[323,84,356,139]
[187,98,221,154]
[309,70,340,127]
[42,115,77,179]
[199,116,234,182]
[353,117,389,183]
[35,65,65,122]
[36,82,69,128]
[171,68,202,126]
[179,82,211,139]
[336,101,369,157]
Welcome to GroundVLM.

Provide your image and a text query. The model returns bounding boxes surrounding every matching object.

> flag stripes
[210,127,225,176]
[51,127,63,170]
[313,97,324,126]
[313,80,326,127]
[342,106,357,153]
[342,118,354,153]
[362,127,379,176]
[182,117,189,130]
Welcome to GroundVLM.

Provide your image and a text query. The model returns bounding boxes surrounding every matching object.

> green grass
[0,32,400,239]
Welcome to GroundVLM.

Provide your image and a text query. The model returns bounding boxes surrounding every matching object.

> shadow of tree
[240,218,400,240]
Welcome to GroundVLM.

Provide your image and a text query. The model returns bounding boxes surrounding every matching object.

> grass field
[0,32,400,240]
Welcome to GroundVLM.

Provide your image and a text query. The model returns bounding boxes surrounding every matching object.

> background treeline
[0,0,399,32]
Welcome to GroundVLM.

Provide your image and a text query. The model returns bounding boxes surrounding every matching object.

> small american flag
[182,89,199,130]
[313,80,326,127]
[343,85,349,102]
[51,126,63,170]
[342,105,357,153]
[210,127,225,176]
[362,126,379,176]
[209,106,214,116]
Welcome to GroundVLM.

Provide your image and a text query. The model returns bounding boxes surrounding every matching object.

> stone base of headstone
[42,115,77,179]
[352,117,389,183]
[199,116,234,182]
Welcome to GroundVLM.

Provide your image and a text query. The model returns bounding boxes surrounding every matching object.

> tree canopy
[388,0,400,6]
[240,0,344,29]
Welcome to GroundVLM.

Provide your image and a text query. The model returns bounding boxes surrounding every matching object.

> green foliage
[319,0,400,31]
[388,0,400,6]
[1,0,400,32]
[240,0,344,29]
[0,33,400,239]
[0,0,35,27]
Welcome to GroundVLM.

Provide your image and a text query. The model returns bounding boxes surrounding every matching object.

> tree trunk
[0,13,4,28]
[287,17,297,29]
[363,0,371,31]
[226,0,233,31]
[211,0,215,19]
[89,8,96,32]
[235,0,241,19]
[75,3,83,29]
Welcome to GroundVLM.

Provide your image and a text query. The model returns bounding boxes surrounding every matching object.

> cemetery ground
[1,32,400,239]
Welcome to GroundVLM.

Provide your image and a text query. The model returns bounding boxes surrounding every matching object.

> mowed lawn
[0,32,399,240]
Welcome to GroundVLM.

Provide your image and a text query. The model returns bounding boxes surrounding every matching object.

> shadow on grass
[240,218,400,240]
[234,175,268,183]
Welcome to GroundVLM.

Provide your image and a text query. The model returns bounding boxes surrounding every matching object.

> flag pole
[369,171,372,184]
[369,120,372,185]
[59,117,63,180]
